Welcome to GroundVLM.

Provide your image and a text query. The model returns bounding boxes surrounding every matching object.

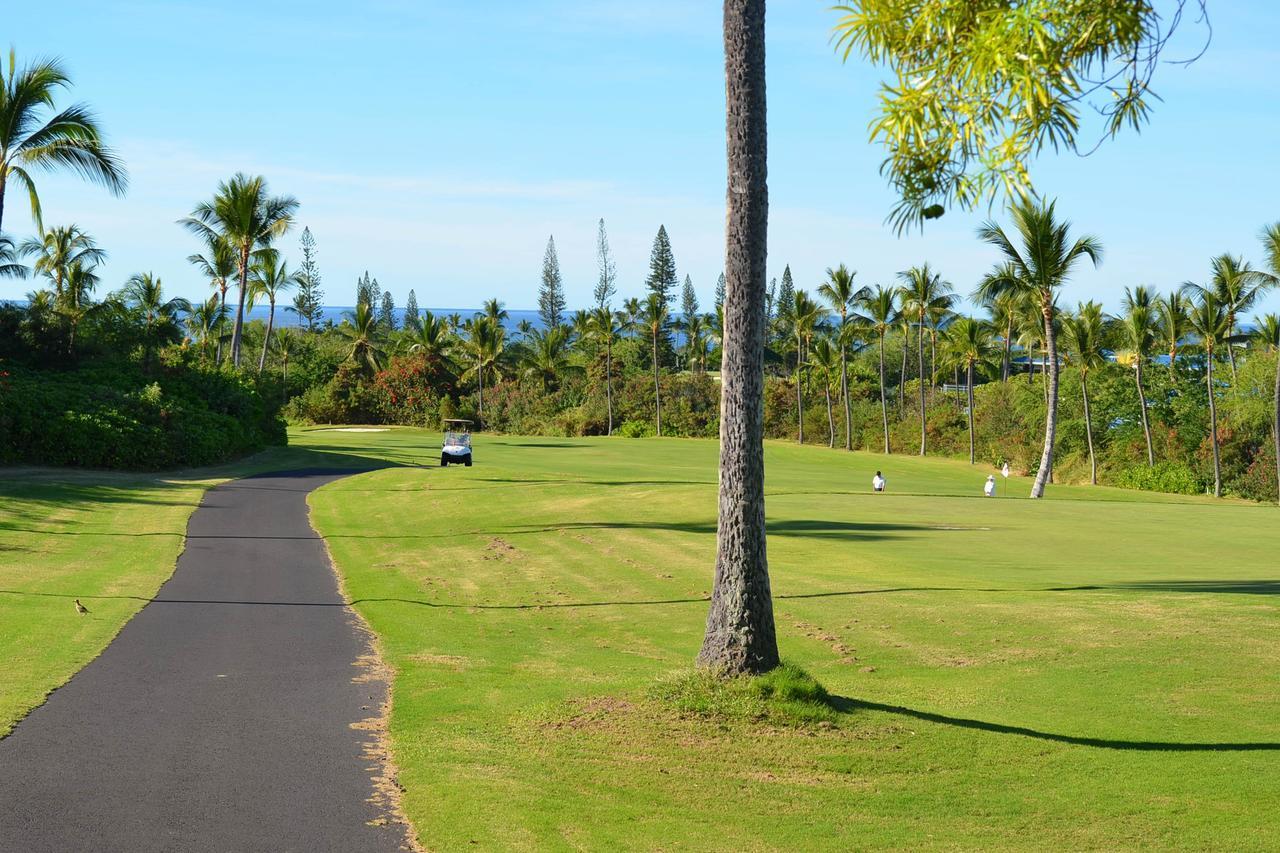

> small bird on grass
[75,599,89,614]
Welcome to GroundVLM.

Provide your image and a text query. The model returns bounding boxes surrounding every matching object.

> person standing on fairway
[984,475,997,497]
[872,471,886,493]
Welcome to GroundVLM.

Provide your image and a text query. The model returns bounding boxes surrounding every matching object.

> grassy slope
[0,439,403,737]
[302,428,1279,851]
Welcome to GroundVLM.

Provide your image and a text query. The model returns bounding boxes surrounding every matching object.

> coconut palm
[1181,284,1231,497]
[187,233,237,365]
[1156,290,1191,384]
[641,293,669,436]
[273,328,296,400]
[180,174,298,368]
[407,310,455,370]
[339,302,385,376]
[943,316,998,465]
[1060,302,1108,484]
[977,199,1102,498]
[698,0,778,676]
[976,276,1023,382]
[0,49,128,236]
[590,305,624,435]
[818,264,866,450]
[60,261,99,350]
[118,272,190,369]
[0,235,26,278]
[460,316,505,428]
[683,312,712,372]
[187,294,229,361]
[520,326,577,392]
[1208,254,1270,381]
[481,298,508,326]
[791,289,826,444]
[858,285,897,453]
[622,297,643,338]
[19,225,105,303]
[808,336,842,448]
[898,263,953,455]
[1120,286,1158,465]
[247,248,301,375]
[1252,313,1280,506]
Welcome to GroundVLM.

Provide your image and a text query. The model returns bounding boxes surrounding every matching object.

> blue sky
[6,1,1280,316]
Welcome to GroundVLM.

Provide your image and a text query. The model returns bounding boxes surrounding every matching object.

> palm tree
[859,285,897,454]
[407,310,455,370]
[19,225,104,302]
[791,289,825,444]
[481,298,508,326]
[808,336,842,448]
[187,294,229,361]
[339,302,385,376]
[273,328,296,401]
[520,326,576,391]
[976,276,1022,382]
[187,233,237,365]
[248,248,301,374]
[641,293,669,436]
[1182,284,1231,497]
[1,235,26,278]
[944,316,998,465]
[590,305,624,435]
[978,199,1102,498]
[118,272,190,369]
[683,312,711,372]
[1156,290,1191,384]
[1250,313,1280,506]
[461,316,505,428]
[180,174,298,368]
[0,49,128,236]
[622,297,643,338]
[1060,303,1108,484]
[698,0,778,676]
[1120,286,1158,465]
[818,263,866,451]
[60,261,99,350]
[1208,254,1270,382]
[898,263,953,455]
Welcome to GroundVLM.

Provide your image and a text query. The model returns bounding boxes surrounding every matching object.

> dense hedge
[0,363,286,470]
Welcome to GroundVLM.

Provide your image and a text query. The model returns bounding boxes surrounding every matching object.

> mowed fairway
[302,428,1280,850]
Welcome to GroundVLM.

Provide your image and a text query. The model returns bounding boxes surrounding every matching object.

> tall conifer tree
[290,226,323,330]
[539,235,565,330]
[593,218,616,308]
[680,274,699,321]
[379,289,397,331]
[404,288,420,330]
[645,225,678,304]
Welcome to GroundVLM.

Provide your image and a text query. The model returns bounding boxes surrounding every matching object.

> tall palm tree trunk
[698,0,778,676]
[1030,298,1059,498]
[966,362,975,464]
[652,331,662,436]
[878,332,890,454]
[1135,359,1154,465]
[258,300,275,374]
[1226,318,1238,382]
[824,382,835,448]
[1272,350,1279,506]
[477,362,485,429]
[1169,345,1178,384]
[1207,349,1221,497]
[917,321,926,455]
[1002,322,1012,382]
[1082,371,1097,485]
[230,248,250,368]
[898,331,908,412]
[930,330,938,387]
[605,342,614,436]
[840,340,851,451]
[795,336,804,444]
[215,284,227,365]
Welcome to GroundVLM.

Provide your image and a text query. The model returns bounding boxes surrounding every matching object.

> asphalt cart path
[0,469,410,852]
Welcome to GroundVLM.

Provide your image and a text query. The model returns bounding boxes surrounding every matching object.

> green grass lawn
[300,428,1280,850]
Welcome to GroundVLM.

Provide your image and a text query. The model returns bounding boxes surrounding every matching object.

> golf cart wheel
[440,455,448,467]
[464,457,472,467]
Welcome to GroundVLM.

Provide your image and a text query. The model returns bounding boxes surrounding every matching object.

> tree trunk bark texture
[966,363,975,464]
[1207,351,1221,498]
[698,0,778,675]
[1135,359,1154,466]
[1030,297,1059,498]
[917,321,926,456]
[230,247,250,368]
[878,333,889,454]
[1082,372,1096,485]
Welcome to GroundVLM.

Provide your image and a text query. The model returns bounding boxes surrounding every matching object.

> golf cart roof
[443,419,473,427]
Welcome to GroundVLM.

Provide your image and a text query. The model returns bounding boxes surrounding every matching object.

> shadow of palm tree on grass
[834,697,1280,752]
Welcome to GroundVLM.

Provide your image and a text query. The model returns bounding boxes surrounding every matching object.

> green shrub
[617,419,655,438]
[650,663,837,726]
[0,362,284,470]
[1114,461,1204,495]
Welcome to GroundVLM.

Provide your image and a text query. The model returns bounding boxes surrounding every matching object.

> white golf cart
[440,419,473,467]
